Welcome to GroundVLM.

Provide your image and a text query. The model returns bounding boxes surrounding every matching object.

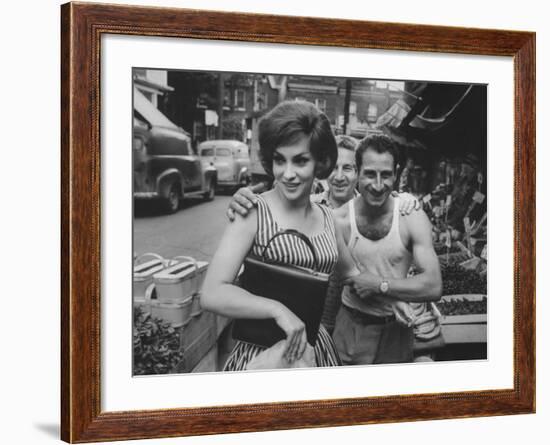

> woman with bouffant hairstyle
[259,100,338,181]
[201,100,358,371]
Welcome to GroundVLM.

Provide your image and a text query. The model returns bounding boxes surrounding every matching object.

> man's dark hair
[335,135,359,152]
[258,101,337,179]
[355,134,399,172]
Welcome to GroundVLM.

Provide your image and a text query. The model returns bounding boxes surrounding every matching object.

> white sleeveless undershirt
[342,196,413,317]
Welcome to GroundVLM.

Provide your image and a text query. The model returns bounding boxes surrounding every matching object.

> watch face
[380,281,389,293]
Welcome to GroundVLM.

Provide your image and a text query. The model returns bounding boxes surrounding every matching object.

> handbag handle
[261,229,320,272]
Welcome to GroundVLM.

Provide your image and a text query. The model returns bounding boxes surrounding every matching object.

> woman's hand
[226,183,265,222]
[272,304,307,363]
[393,301,415,327]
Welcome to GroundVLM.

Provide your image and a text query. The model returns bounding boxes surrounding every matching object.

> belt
[343,305,395,325]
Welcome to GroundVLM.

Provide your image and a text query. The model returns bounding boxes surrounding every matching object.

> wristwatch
[379,279,390,294]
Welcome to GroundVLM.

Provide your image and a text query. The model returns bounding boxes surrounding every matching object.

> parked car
[198,140,251,191]
[133,89,217,213]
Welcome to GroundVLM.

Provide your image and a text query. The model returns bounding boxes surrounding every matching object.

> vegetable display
[133,306,183,375]
[441,263,487,295]
[436,296,487,316]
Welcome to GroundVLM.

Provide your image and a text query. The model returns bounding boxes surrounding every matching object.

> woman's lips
[282,182,300,190]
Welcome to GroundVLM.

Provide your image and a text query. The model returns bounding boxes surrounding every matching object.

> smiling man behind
[310,135,359,209]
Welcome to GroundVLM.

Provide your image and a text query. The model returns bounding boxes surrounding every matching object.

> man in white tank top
[333,135,442,365]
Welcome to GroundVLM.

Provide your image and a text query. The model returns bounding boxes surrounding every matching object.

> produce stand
[175,311,218,373]
[435,294,487,361]
[437,294,487,344]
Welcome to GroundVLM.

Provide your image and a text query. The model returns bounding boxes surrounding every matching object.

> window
[367,103,378,121]
[149,138,190,156]
[201,148,214,157]
[258,92,268,110]
[196,94,208,109]
[234,89,246,109]
[223,90,231,109]
[315,98,326,113]
[216,148,232,157]
[349,101,357,115]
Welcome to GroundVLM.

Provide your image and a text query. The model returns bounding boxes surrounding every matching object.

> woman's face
[272,136,316,202]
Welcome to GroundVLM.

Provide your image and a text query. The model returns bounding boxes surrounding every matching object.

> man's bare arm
[384,210,442,302]
[345,210,442,303]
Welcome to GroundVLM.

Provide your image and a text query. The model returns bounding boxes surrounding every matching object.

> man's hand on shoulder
[392,191,421,215]
[226,183,266,222]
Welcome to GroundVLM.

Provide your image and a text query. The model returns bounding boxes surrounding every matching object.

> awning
[374,83,485,160]
[409,85,474,131]
[134,87,178,130]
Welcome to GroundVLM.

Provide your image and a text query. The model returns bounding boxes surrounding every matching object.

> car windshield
[148,138,190,156]
[201,148,215,156]
[216,148,232,157]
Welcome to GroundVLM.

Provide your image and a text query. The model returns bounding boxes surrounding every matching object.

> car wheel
[163,183,180,213]
[203,179,215,202]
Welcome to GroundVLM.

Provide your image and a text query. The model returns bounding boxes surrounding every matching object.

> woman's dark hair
[355,134,399,172]
[258,101,337,179]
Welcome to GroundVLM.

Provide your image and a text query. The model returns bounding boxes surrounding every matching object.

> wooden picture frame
[61,2,535,442]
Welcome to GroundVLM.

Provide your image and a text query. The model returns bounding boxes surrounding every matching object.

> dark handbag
[233,229,330,348]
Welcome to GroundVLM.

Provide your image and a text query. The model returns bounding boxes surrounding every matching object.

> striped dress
[224,194,342,371]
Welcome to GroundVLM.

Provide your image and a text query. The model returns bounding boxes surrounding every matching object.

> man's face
[327,147,358,203]
[357,147,396,208]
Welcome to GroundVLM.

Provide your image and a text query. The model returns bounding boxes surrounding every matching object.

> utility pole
[343,78,352,135]
[278,75,288,103]
[217,73,224,139]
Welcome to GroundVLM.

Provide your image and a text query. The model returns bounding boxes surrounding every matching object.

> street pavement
[134,195,232,263]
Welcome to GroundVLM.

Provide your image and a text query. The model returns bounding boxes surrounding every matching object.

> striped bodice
[251,194,338,275]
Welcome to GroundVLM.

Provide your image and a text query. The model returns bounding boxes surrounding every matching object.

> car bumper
[217,180,239,186]
[134,192,159,199]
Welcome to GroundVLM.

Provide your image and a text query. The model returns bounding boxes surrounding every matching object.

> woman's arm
[200,210,307,362]
[201,209,278,318]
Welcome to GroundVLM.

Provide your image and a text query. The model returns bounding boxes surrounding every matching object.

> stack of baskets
[133,253,166,314]
[133,254,208,328]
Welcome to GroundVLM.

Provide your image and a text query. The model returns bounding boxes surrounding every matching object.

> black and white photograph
[132,68,487,375]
